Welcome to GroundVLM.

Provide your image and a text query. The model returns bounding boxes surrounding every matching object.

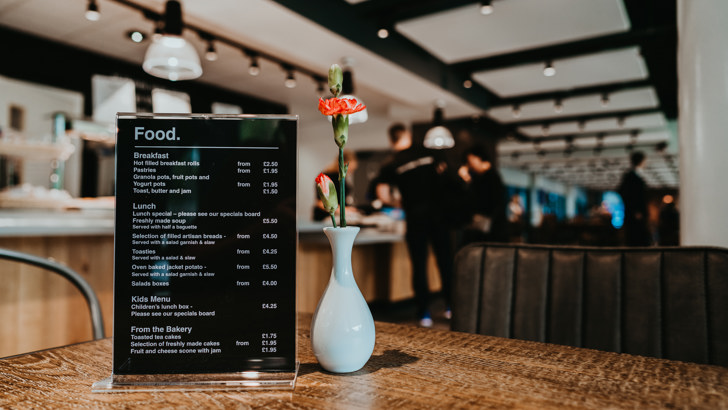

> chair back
[452,243,728,366]
[0,248,105,340]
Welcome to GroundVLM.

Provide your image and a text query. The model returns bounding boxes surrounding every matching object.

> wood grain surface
[1,314,727,409]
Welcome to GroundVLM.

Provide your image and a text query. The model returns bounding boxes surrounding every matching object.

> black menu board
[111,114,297,380]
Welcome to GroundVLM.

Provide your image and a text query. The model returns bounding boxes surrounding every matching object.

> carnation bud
[315,173,339,215]
[328,64,343,97]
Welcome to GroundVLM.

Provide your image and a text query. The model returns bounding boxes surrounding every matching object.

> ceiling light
[512,104,522,118]
[424,104,454,149]
[541,123,550,137]
[554,98,563,113]
[85,0,100,21]
[377,28,389,39]
[284,69,297,88]
[630,130,640,142]
[128,31,145,43]
[142,1,202,81]
[248,54,260,76]
[339,60,368,124]
[205,40,218,62]
[480,0,494,15]
[543,60,556,77]
[463,80,473,89]
[600,92,610,107]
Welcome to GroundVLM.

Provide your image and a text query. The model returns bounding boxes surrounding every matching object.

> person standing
[457,144,508,246]
[618,151,651,246]
[376,123,454,327]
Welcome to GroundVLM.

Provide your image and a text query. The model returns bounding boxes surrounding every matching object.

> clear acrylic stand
[91,362,299,392]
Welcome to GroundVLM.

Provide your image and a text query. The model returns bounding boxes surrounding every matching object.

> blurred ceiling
[0,0,678,190]
[275,0,679,190]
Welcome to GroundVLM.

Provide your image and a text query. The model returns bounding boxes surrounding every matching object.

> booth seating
[452,243,728,366]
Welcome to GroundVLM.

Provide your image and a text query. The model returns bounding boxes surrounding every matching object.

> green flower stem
[329,213,337,228]
[338,146,346,227]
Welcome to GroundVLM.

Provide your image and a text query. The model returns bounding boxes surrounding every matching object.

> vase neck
[324,227,359,279]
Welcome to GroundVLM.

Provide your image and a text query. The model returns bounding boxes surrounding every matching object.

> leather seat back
[452,243,728,366]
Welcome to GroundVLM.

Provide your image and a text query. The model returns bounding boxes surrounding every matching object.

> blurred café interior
[0,0,727,357]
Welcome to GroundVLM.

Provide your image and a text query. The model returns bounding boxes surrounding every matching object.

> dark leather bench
[452,243,728,366]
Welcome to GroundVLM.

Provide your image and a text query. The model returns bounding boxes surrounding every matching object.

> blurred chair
[0,248,105,340]
[452,243,728,366]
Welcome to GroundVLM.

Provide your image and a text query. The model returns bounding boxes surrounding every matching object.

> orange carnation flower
[318,97,366,116]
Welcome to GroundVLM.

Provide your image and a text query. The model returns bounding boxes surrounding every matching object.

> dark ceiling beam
[501,107,662,128]
[271,0,499,110]
[450,26,675,73]
[495,79,654,107]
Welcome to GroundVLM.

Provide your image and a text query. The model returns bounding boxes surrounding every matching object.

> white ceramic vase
[310,226,375,373]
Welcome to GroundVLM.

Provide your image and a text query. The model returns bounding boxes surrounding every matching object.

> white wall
[0,76,83,195]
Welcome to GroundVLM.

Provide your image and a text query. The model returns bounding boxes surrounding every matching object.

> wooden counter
[0,217,440,356]
[2,314,727,409]
[0,235,115,358]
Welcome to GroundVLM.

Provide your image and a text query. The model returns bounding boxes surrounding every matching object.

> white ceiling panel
[472,47,647,98]
[487,86,659,123]
[395,0,630,63]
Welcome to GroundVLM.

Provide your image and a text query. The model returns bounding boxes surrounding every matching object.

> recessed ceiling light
[480,0,494,15]
[85,0,100,21]
[205,40,218,61]
[284,70,297,88]
[377,28,389,39]
[127,30,146,43]
[543,60,556,77]
[600,92,610,107]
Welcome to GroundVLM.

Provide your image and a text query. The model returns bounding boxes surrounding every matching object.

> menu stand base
[91,362,299,393]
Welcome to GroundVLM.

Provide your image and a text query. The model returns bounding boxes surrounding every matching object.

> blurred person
[313,150,360,222]
[658,195,679,246]
[507,193,526,242]
[457,144,508,245]
[618,151,651,246]
[375,123,454,327]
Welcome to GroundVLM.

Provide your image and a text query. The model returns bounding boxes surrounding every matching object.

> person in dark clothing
[376,123,454,327]
[618,151,652,246]
[457,144,508,246]
[658,199,679,246]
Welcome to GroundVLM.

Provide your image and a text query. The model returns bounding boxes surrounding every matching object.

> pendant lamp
[142,0,202,81]
[423,107,454,149]
[340,68,368,124]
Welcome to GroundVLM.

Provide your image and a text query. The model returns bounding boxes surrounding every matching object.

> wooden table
[2,315,727,409]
